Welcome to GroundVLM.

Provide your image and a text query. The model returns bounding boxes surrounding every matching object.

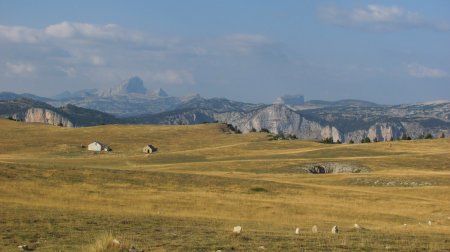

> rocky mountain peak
[150,88,169,98]
[100,76,147,97]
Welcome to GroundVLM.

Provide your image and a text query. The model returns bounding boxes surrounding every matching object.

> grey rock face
[17,108,74,127]
[214,102,450,143]
[214,104,342,142]
[100,76,147,97]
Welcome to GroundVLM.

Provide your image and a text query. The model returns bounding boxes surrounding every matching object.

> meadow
[0,119,449,251]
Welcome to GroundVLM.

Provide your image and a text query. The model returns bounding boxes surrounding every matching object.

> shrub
[270,134,297,141]
[424,133,433,139]
[401,134,411,141]
[260,128,270,133]
[361,137,371,143]
[320,137,334,144]
[287,134,297,140]
[250,187,268,192]
[349,139,354,144]
[441,132,446,138]
[226,124,242,134]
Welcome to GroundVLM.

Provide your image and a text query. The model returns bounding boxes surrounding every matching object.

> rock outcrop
[215,104,338,140]
[22,108,74,127]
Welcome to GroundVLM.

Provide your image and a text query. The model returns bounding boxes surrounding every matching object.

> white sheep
[331,225,339,234]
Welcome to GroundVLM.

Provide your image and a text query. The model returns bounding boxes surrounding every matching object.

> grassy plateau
[0,119,449,251]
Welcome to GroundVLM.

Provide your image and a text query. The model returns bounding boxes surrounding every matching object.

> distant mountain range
[1,76,449,142]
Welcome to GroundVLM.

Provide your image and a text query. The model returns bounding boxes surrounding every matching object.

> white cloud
[407,63,448,78]
[223,33,272,54]
[0,21,146,44]
[59,67,77,77]
[319,4,449,31]
[6,62,36,75]
[44,22,75,39]
[351,5,421,23]
[0,25,42,43]
[44,21,144,42]
[90,55,105,66]
[149,70,195,85]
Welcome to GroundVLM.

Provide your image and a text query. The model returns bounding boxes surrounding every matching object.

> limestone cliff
[214,104,343,142]
[213,104,447,142]
[18,108,74,127]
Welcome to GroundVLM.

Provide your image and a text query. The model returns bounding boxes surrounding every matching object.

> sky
[0,0,449,104]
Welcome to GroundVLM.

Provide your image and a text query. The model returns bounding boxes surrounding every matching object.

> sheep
[331,225,339,234]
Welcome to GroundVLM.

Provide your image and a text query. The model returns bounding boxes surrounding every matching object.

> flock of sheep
[232,224,348,235]
[231,220,434,236]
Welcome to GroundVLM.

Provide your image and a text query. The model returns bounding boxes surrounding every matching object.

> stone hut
[88,141,111,152]
[143,144,157,153]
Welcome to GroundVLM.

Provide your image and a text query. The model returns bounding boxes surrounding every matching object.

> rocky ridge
[1,77,449,142]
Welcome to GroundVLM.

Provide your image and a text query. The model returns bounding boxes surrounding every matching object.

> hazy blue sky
[1,0,449,104]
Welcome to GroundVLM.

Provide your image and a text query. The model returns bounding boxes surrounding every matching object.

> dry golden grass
[0,119,449,251]
[84,231,130,252]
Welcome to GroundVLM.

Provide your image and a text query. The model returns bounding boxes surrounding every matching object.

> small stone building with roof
[143,144,157,153]
[88,141,111,152]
